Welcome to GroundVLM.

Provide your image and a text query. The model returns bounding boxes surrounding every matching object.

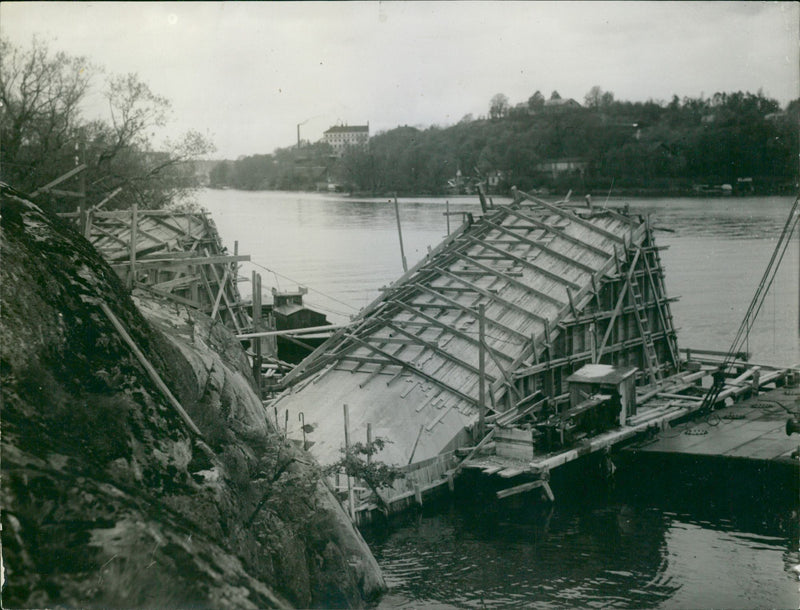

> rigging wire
[249,260,359,312]
[700,195,800,410]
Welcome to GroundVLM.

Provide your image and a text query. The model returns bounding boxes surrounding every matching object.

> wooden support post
[252,272,263,389]
[366,423,373,467]
[478,303,486,440]
[477,183,488,214]
[128,204,138,289]
[597,248,641,360]
[408,424,424,465]
[100,302,203,438]
[343,404,356,521]
[567,288,578,319]
[445,199,451,235]
[210,267,230,322]
[394,194,408,273]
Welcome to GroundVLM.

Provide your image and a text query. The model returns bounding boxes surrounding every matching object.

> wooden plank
[152,274,201,291]
[31,164,87,197]
[496,480,545,499]
[111,254,250,271]
[453,251,566,308]
[596,247,641,360]
[100,302,203,437]
[135,283,203,309]
[434,265,546,324]
[378,318,498,384]
[485,218,598,274]
[391,300,514,363]
[346,334,479,407]
[464,233,582,291]
[210,267,230,321]
[89,222,131,249]
[501,208,612,258]
[517,188,625,243]
[203,249,243,334]
[412,283,530,343]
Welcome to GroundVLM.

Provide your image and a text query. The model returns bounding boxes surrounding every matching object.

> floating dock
[629,383,800,465]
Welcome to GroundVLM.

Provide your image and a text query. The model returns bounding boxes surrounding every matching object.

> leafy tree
[584,86,604,109]
[528,90,545,111]
[0,36,214,212]
[323,438,404,491]
[550,90,562,101]
[489,93,510,120]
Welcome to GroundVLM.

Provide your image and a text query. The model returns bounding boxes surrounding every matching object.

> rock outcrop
[0,184,385,608]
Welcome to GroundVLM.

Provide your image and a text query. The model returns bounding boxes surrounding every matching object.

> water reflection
[365,458,798,609]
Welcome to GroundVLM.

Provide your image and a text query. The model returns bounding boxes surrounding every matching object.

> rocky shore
[0,184,385,608]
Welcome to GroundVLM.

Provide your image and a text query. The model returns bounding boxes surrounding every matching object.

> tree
[0,37,92,195]
[550,90,562,101]
[489,93,510,120]
[527,90,545,111]
[584,86,603,109]
[0,36,214,211]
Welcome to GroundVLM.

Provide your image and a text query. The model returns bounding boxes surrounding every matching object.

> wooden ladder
[641,245,679,369]
[627,251,661,385]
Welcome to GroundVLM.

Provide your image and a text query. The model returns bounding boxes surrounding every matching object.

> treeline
[0,37,213,213]
[214,88,799,197]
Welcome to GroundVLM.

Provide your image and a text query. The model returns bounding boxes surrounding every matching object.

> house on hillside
[323,124,370,157]
[535,157,588,180]
[544,98,582,111]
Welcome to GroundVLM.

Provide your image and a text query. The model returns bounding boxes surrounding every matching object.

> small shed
[567,364,638,425]
[272,287,328,330]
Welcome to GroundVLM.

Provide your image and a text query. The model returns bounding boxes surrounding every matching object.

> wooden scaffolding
[60,206,251,334]
[272,189,681,472]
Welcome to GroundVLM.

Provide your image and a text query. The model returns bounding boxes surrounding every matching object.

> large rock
[0,185,385,608]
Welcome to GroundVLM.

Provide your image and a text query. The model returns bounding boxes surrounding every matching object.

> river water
[197,189,799,609]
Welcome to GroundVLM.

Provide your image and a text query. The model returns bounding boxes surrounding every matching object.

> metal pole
[446,199,451,235]
[393,194,408,272]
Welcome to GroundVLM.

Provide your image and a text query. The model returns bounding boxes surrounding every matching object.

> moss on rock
[1,184,385,608]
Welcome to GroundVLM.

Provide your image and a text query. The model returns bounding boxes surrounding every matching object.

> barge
[264,189,799,521]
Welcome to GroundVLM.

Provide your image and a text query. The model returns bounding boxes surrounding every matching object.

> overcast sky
[2,1,798,159]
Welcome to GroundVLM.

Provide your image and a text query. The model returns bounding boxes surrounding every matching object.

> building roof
[273,192,652,467]
[324,125,369,134]
[544,98,582,109]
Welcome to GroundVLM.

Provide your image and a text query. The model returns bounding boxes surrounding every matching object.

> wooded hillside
[212,90,799,196]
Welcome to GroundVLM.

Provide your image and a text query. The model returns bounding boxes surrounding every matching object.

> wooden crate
[495,426,535,460]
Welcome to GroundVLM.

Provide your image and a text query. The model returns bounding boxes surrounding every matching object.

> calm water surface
[197,189,799,609]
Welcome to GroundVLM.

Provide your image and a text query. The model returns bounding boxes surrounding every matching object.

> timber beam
[482,218,598,274]
[463,234,582,291]
[433,265,548,326]
[502,208,612,258]
[516,188,626,243]
[377,318,499,384]
[451,252,565,308]
[412,283,530,344]
[346,334,480,408]
[389,299,515,363]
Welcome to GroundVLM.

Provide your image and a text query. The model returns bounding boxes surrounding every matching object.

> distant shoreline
[203,185,799,200]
